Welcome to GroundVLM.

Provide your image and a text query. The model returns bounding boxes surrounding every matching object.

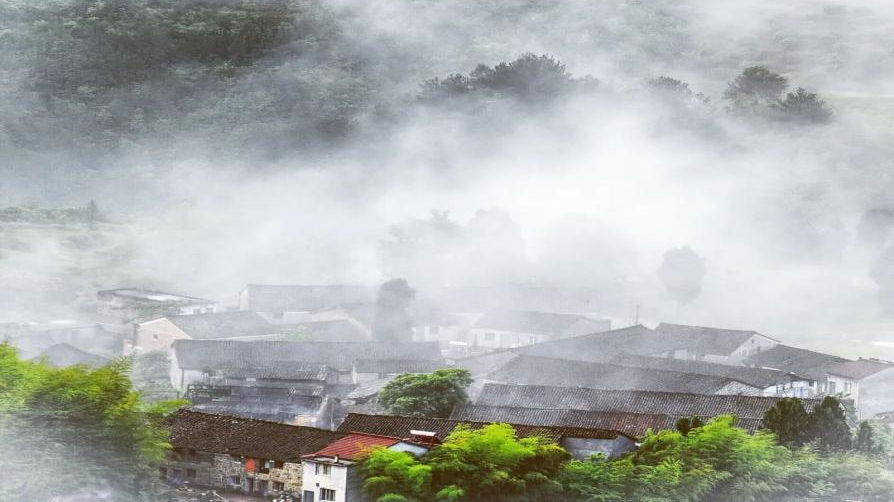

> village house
[238,284,377,324]
[97,288,217,323]
[612,354,814,397]
[653,323,780,363]
[449,405,765,436]
[473,383,821,429]
[163,409,345,498]
[30,343,109,368]
[2,321,128,359]
[301,433,429,502]
[483,354,766,395]
[743,344,850,395]
[469,309,611,350]
[825,358,894,419]
[170,339,443,391]
[336,412,638,461]
[132,310,278,353]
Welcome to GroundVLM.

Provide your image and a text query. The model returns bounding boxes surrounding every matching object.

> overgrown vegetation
[362,414,894,502]
[377,368,473,418]
[0,343,184,501]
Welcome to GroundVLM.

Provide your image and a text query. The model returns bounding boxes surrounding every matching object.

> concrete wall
[134,318,189,353]
[562,436,637,460]
[843,368,894,419]
[302,461,351,502]
[469,328,550,350]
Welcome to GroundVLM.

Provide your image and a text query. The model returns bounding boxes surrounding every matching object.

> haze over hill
[3,0,894,356]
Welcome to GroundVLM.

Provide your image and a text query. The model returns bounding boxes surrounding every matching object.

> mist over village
[5,0,894,501]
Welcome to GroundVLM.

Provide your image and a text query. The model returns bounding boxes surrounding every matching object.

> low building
[97,288,217,323]
[239,285,377,324]
[133,311,278,353]
[31,343,109,368]
[474,383,821,426]
[825,359,894,419]
[336,413,637,460]
[449,405,764,436]
[483,355,764,395]
[653,323,780,364]
[163,409,345,498]
[301,433,429,502]
[469,309,611,349]
[744,344,850,395]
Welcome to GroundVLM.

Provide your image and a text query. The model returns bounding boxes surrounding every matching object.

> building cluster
[3,283,894,500]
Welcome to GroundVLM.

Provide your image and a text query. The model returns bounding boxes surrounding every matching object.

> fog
[3,0,894,358]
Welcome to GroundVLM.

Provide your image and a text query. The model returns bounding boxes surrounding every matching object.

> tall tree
[373,278,417,342]
[658,246,707,309]
[763,397,813,446]
[377,368,472,418]
[809,396,853,451]
[724,66,788,112]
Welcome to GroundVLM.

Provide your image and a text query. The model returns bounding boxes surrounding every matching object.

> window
[186,469,196,479]
[159,467,167,479]
[273,460,285,469]
[829,381,837,393]
[320,488,336,501]
[273,311,285,320]
[844,382,852,393]
[230,475,241,485]
[273,482,285,491]
[152,334,159,341]
[528,335,537,345]
[315,463,331,475]
[483,332,495,341]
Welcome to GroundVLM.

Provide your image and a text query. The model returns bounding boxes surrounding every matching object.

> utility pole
[634,304,640,326]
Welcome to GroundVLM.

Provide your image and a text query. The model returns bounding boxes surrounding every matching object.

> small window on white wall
[320,488,336,501]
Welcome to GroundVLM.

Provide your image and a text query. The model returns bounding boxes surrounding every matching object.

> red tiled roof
[305,433,401,461]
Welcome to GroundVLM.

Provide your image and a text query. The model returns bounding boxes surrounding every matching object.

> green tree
[373,277,417,342]
[763,397,813,446]
[364,423,570,502]
[809,396,853,451]
[378,368,472,418]
[724,66,788,111]
[774,87,833,124]
[675,416,705,436]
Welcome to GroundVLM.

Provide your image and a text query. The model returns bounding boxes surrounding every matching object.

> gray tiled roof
[166,409,345,461]
[336,412,632,442]
[32,343,109,368]
[473,309,609,335]
[614,354,807,388]
[654,323,774,356]
[486,355,751,394]
[166,310,276,339]
[743,345,848,381]
[517,325,685,361]
[826,359,893,380]
[475,383,820,419]
[449,405,766,436]
[173,339,442,372]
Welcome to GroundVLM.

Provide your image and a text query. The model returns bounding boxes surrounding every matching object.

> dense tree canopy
[377,368,472,418]
[0,343,184,501]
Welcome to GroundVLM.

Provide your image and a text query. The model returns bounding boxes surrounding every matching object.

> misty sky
[4,0,894,357]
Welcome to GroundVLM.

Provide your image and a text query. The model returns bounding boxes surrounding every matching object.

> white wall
[302,461,350,502]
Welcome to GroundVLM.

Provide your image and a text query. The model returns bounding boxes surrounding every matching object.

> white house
[300,433,428,502]
[825,359,894,419]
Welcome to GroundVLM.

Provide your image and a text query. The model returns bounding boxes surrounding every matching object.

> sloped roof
[165,311,276,339]
[614,354,807,388]
[449,350,520,376]
[166,409,345,461]
[743,344,848,381]
[654,323,775,356]
[294,319,369,342]
[32,343,109,368]
[336,413,631,442]
[218,361,331,381]
[172,339,442,372]
[241,285,377,312]
[475,383,820,419]
[449,405,766,436]
[517,325,685,361]
[486,355,748,394]
[99,288,212,304]
[473,309,608,335]
[827,359,893,379]
[354,359,446,374]
[305,433,402,461]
